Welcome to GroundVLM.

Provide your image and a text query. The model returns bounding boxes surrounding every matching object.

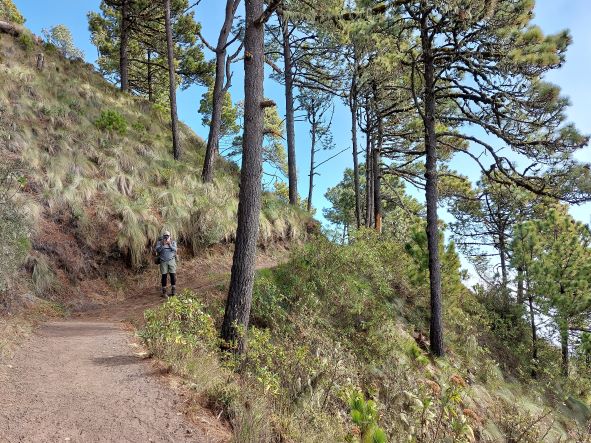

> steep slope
[142,233,591,442]
[0,27,310,311]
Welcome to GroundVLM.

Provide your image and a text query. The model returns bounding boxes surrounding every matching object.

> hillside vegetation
[0,30,309,309]
[142,232,591,442]
[2,2,591,442]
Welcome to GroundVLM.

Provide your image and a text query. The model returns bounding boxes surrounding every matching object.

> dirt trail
[0,320,222,443]
[0,251,284,442]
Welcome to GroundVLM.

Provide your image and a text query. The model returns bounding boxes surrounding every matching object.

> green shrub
[0,0,25,24]
[0,161,30,291]
[131,121,147,133]
[346,389,387,443]
[18,32,35,52]
[252,269,289,328]
[141,289,219,354]
[95,110,128,134]
[43,42,58,55]
[404,339,430,366]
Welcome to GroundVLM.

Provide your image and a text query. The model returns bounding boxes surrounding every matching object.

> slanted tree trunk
[307,117,317,212]
[421,17,444,357]
[221,0,265,353]
[350,65,361,229]
[119,0,130,92]
[279,13,298,205]
[164,0,180,160]
[202,0,240,183]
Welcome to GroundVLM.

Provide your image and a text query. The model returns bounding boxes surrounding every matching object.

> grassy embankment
[0,29,310,311]
[142,232,591,442]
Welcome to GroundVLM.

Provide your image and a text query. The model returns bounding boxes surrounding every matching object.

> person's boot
[171,285,176,297]
[161,286,167,297]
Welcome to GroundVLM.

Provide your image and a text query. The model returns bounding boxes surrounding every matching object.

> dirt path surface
[0,320,217,443]
[0,250,285,442]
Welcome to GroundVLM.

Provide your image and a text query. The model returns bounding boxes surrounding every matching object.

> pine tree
[199,0,241,183]
[88,0,211,102]
[221,0,282,353]
[513,209,591,377]
[448,174,546,295]
[298,88,334,212]
[372,0,589,357]
[264,2,342,204]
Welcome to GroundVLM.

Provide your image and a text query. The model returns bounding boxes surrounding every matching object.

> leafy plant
[17,32,35,52]
[346,389,387,443]
[0,0,25,24]
[141,289,219,354]
[95,110,128,134]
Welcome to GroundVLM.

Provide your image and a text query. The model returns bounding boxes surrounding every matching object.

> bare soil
[0,248,286,442]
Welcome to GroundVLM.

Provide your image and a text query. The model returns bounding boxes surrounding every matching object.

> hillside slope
[0,28,309,311]
[142,233,591,442]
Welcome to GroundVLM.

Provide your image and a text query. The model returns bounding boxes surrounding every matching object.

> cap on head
[163,230,171,237]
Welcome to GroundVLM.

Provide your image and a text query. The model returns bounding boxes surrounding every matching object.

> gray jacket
[156,239,177,262]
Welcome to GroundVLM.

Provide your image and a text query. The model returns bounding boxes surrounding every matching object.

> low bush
[0,160,30,293]
[95,109,128,134]
[0,0,25,24]
[17,32,35,52]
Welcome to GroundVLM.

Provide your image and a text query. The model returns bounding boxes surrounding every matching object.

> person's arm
[155,240,163,253]
[170,241,177,253]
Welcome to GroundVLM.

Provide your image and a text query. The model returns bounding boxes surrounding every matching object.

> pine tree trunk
[365,127,374,228]
[517,267,524,304]
[202,0,239,183]
[499,232,509,300]
[147,49,153,102]
[373,114,383,233]
[560,321,569,377]
[119,0,130,92]
[307,121,317,212]
[421,17,444,357]
[280,14,298,205]
[527,280,538,378]
[164,0,181,160]
[351,76,361,229]
[221,0,265,353]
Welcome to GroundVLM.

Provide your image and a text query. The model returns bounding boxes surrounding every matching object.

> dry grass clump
[0,31,311,278]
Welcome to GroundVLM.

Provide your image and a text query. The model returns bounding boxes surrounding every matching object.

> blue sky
[14,0,591,231]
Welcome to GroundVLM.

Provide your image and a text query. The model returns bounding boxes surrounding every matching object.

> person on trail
[155,230,177,297]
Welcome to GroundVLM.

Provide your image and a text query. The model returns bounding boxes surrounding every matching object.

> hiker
[155,231,177,297]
